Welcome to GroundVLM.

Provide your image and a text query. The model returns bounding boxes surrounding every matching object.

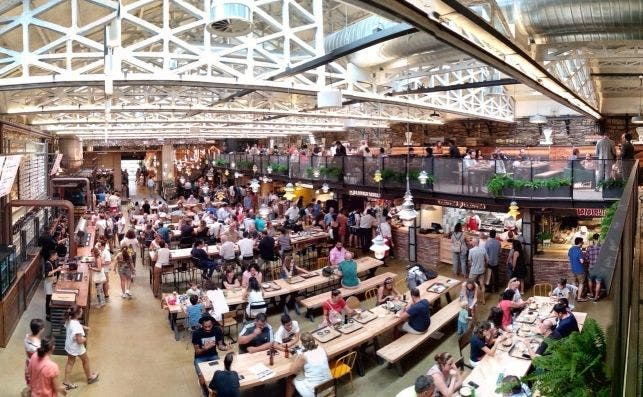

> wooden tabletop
[163,257,384,312]
[460,295,588,397]
[198,275,457,390]
[54,262,90,308]
[300,271,398,309]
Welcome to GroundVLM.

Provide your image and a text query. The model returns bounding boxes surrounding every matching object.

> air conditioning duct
[207,0,253,38]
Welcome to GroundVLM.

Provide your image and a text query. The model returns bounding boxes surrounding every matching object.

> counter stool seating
[533,283,552,297]
[330,351,357,392]
[314,378,337,397]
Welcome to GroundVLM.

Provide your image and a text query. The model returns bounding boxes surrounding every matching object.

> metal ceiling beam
[387,78,519,95]
[201,23,418,109]
[349,0,602,119]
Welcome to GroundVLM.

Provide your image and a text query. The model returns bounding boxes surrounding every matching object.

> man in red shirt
[322,289,355,327]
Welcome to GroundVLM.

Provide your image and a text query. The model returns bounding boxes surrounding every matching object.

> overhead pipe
[49,177,92,211]
[3,200,77,257]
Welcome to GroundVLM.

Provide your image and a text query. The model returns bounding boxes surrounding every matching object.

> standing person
[508,239,527,293]
[379,216,394,259]
[24,318,46,391]
[63,306,98,389]
[459,280,479,319]
[43,252,63,322]
[27,336,67,396]
[152,240,170,298]
[334,141,347,157]
[467,238,488,305]
[568,237,588,302]
[448,140,461,158]
[397,288,431,335]
[451,223,467,277]
[89,248,106,308]
[278,228,293,270]
[485,230,501,292]
[620,132,635,180]
[285,332,332,397]
[347,209,360,248]
[114,246,135,299]
[97,241,112,302]
[359,209,375,253]
[208,352,240,397]
[586,233,603,301]
[594,132,616,190]
[256,230,276,269]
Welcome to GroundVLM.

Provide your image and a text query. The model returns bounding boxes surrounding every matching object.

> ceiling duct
[207,0,253,37]
[324,16,450,68]
[513,0,643,43]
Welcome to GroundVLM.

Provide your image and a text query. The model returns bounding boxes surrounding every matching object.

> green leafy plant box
[602,187,623,199]
[531,186,571,198]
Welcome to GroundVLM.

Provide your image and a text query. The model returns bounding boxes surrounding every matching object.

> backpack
[347,212,356,227]
[406,264,438,289]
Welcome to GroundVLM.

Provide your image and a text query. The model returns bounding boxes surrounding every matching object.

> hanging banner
[50,153,63,176]
[0,155,23,198]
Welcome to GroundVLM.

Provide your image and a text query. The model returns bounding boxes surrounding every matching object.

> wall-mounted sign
[576,208,606,217]
[348,189,380,198]
[436,199,486,210]
[0,155,22,198]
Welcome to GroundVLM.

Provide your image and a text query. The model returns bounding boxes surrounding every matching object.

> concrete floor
[0,183,616,397]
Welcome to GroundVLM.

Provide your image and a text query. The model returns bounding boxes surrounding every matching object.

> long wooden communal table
[458,296,587,397]
[198,275,459,390]
[161,257,384,340]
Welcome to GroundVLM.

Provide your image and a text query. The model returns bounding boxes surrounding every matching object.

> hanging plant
[600,200,619,239]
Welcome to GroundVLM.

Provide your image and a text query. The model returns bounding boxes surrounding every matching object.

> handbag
[322,266,334,277]
[451,233,463,252]
[92,268,107,284]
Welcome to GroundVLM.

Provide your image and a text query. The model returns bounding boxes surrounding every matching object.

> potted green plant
[525,318,611,397]
[598,178,625,199]
[529,176,572,198]
[267,162,288,175]
[213,158,229,167]
[486,174,514,197]
[237,159,254,170]
[536,230,553,244]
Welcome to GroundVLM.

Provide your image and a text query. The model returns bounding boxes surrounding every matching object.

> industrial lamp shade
[259,203,271,218]
[632,115,643,124]
[284,182,295,200]
[418,170,429,185]
[321,183,330,193]
[370,234,389,260]
[317,88,343,108]
[507,201,520,218]
[250,178,260,192]
[266,166,273,174]
[398,191,418,227]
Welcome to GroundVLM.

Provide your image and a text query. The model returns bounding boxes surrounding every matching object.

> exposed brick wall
[532,258,574,287]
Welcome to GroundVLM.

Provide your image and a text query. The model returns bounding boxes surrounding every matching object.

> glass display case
[0,245,17,298]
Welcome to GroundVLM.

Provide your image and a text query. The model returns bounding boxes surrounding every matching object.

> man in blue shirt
[397,288,430,334]
[552,303,579,337]
[485,230,502,292]
[156,222,171,244]
[568,237,587,302]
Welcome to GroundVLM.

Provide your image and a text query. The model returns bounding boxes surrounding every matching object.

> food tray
[312,327,341,343]
[262,282,282,291]
[497,337,514,352]
[287,276,305,284]
[516,311,538,324]
[508,339,540,360]
[517,326,536,337]
[427,283,447,293]
[353,310,377,324]
[301,272,318,279]
[337,320,363,334]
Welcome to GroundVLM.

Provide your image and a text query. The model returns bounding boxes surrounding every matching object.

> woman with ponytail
[62,305,99,390]
[27,336,67,396]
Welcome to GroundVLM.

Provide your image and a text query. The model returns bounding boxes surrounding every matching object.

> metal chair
[345,296,360,311]
[330,351,357,391]
[533,283,553,297]
[314,378,337,397]
[221,311,239,344]
[364,287,378,308]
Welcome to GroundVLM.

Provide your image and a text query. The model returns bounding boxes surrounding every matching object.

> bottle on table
[269,342,275,366]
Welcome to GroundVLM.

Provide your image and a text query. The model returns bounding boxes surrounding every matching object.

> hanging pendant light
[418,170,429,185]
[230,161,236,169]
[632,75,643,124]
[252,164,258,173]
[398,190,418,227]
[283,183,295,200]
[250,178,260,193]
[321,183,330,193]
[266,165,273,174]
[224,169,229,176]
[507,201,520,218]
[373,170,382,183]
[370,234,389,260]
[262,176,271,183]
[313,168,321,178]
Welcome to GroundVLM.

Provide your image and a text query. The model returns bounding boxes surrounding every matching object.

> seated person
[525,318,561,358]
[550,278,572,300]
[238,313,273,353]
[328,242,347,267]
[221,266,240,290]
[469,321,509,367]
[219,237,237,263]
[498,289,526,331]
[241,263,263,288]
[191,239,218,279]
[192,315,227,390]
[397,287,430,335]
[204,280,229,322]
[208,352,240,397]
[377,276,401,304]
[336,252,359,289]
[552,302,579,337]
[186,281,202,297]
[186,294,204,329]
[395,375,436,397]
[427,352,463,397]
[286,332,332,397]
[274,314,300,352]
[242,276,266,319]
[321,289,355,327]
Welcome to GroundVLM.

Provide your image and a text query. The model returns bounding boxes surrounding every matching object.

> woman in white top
[426,352,463,397]
[119,229,140,262]
[286,332,332,397]
[63,305,99,389]
[242,276,266,318]
[24,318,45,387]
[152,240,171,298]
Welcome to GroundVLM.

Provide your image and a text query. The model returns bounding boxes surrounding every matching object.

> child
[457,301,471,335]
[186,281,201,297]
[185,294,204,329]
[550,278,572,300]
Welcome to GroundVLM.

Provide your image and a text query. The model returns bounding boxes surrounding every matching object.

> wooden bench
[534,169,564,179]
[376,299,461,375]
[300,272,397,320]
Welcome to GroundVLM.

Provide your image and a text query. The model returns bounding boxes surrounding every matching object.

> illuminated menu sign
[576,208,606,217]
[436,199,487,210]
[0,155,22,198]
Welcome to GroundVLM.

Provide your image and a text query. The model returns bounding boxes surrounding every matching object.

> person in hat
[192,314,228,392]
